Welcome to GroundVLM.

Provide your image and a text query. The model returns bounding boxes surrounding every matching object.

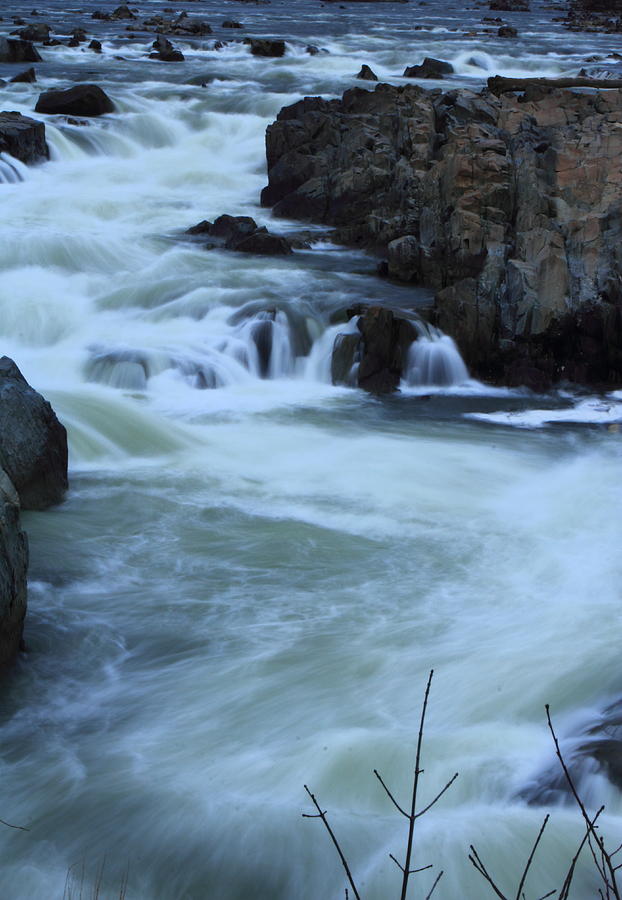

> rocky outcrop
[0,357,68,510]
[35,85,114,117]
[0,470,28,671]
[0,111,48,164]
[261,83,622,387]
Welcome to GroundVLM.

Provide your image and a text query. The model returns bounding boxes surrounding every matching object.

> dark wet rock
[403,57,454,78]
[0,357,68,510]
[245,38,286,57]
[70,28,88,43]
[111,4,136,19]
[89,39,102,52]
[356,64,378,80]
[222,19,243,27]
[210,214,259,243]
[331,332,360,386]
[9,67,36,83]
[185,214,293,255]
[306,44,321,54]
[261,82,622,388]
[498,23,518,35]
[490,0,530,9]
[520,698,622,806]
[150,36,184,62]
[331,306,416,393]
[15,23,50,42]
[0,470,28,672]
[0,37,42,63]
[92,10,112,20]
[0,111,47,164]
[234,231,293,255]
[35,84,115,116]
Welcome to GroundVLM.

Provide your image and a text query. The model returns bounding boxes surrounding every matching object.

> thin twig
[469,845,509,900]
[514,815,549,900]
[400,668,434,900]
[0,817,29,832]
[303,785,361,900]
[374,769,409,818]
[414,773,459,820]
[425,869,443,899]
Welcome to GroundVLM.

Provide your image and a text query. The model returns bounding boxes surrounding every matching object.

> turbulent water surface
[1,0,622,897]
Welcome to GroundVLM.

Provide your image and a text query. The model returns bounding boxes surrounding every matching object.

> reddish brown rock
[261,82,622,388]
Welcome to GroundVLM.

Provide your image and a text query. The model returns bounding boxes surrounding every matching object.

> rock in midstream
[0,356,68,511]
[261,82,622,389]
[0,111,48,164]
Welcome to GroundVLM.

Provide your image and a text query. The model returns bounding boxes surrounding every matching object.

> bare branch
[303,785,362,900]
[374,769,409,818]
[469,845,510,900]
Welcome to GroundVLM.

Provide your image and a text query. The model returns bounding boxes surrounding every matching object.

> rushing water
[1,1,622,897]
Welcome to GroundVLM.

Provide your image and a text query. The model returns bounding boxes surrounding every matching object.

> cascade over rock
[261,83,622,388]
[0,357,68,510]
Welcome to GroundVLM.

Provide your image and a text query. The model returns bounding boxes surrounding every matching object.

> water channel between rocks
[1,0,622,897]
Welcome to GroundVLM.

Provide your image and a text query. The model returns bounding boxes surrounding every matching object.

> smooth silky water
[1,0,622,897]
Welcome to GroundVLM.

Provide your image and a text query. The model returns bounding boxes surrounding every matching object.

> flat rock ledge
[261,82,622,388]
[0,358,68,672]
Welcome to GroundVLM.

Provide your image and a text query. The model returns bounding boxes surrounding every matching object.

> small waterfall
[404,329,469,387]
[232,309,296,379]
[0,152,28,184]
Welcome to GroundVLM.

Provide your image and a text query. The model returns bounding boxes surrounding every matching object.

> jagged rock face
[261,83,622,387]
[0,111,48,164]
[0,357,68,510]
[0,470,28,672]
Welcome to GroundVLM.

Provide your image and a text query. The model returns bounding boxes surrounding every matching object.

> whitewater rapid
[0,1,621,898]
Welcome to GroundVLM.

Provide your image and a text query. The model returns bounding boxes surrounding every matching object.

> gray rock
[0,470,28,671]
[246,38,286,57]
[0,357,68,510]
[403,57,454,78]
[356,64,378,81]
[0,111,48,164]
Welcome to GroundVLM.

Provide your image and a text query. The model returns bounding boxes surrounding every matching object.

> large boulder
[0,111,48,164]
[0,470,28,671]
[35,84,115,117]
[15,23,51,42]
[0,357,68,510]
[261,82,622,388]
[403,57,454,78]
[245,38,286,57]
[0,37,42,63]
[185,214,293,255]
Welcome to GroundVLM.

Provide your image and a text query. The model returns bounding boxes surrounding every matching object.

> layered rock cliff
[261,83,622,388]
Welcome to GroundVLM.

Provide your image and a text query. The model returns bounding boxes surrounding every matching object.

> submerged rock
[262,82,622,388]
[35,84,115,116]
[150,36,184,62]
[9,67,37,83]
[0,357,68,510]
[0,470,28,672]
[0,111,48,164]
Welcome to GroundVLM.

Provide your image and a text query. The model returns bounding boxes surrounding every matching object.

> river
[1,0,622,897]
